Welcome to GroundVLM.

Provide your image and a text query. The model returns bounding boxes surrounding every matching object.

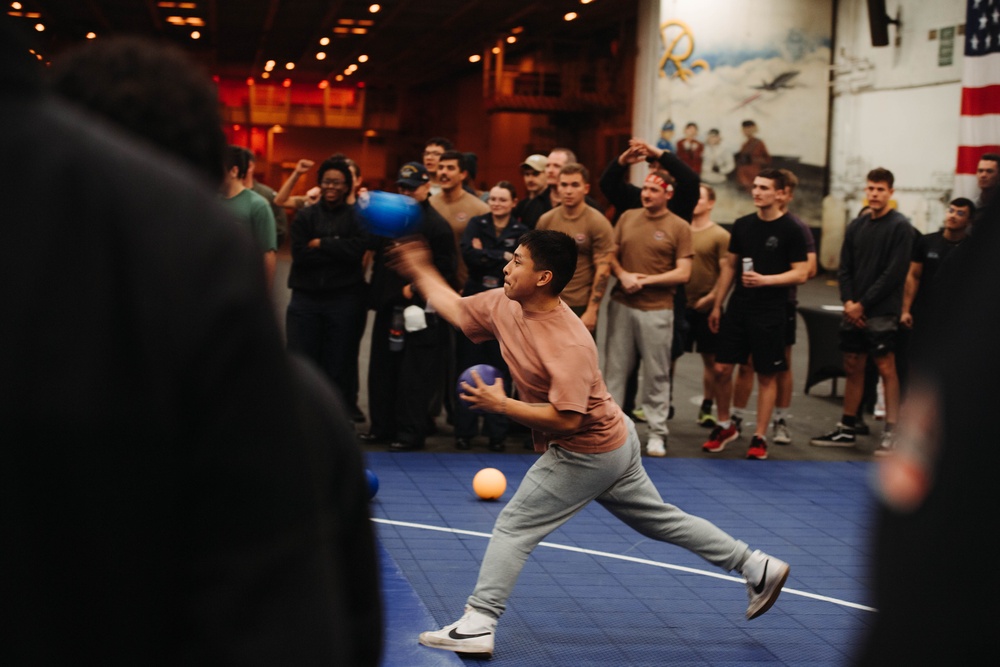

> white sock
[773,408,786,422]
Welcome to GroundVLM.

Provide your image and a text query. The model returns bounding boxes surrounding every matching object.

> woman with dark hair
[286,157,370,401]
[454,182,529,451]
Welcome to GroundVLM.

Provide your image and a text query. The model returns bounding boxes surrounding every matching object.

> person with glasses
[286,157,371,404]
[423,136,453,197]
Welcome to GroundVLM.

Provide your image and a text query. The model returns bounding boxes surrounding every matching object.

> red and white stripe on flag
[956,0,1000,199]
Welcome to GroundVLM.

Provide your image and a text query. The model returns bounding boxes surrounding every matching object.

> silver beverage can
[742,257,754,273]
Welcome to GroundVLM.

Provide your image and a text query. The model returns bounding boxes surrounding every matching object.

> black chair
[798,306,845,396]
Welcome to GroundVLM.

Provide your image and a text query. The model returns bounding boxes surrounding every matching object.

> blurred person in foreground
[855,189,1000,666]
[6,29,380,665]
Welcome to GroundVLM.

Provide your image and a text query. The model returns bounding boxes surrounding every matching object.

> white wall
[827,0,966,261]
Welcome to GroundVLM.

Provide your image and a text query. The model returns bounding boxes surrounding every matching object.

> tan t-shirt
[430,190,490,288]
[536,205,615,308]
[611,208,693,311]
[687,222,731,309]
[458,288,628,454]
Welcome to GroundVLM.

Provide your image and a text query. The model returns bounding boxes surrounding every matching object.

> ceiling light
[282,79,291,88]
[11,1,22,8]
[492,46,500,54]
[511,26,524,34]
[261,72,270,79]
[369,3,381,12]
[335,74,344,81]
[358,19,374,26]
[581,0,594,4]
[347,64,358,72]
[506,35,516,44]
[265,60,275,71]
[564,12,578,21]
[319,37,330,45]
[86,32,96,39]
[285,62,295,70]
[333,27,349,34]
[338,18,355,25]
[187,17,205,27]
[157,1,176,6]
[166,16,184,25]
[351,28,367,34]
[358,54,369,62]
[316,52,326,60]
[318,80,329,89]
[469,54,481,63]
[178,2,197,8]
[190,30,200,39]
[246,77,254,86]
[34,23,44,31]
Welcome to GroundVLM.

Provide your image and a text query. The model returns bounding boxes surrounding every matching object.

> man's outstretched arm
[388,238,464,326]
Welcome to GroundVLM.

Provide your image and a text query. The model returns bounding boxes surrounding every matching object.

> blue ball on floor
[457,364,501,414]
[365,469,379,499]
[356,190,423,238]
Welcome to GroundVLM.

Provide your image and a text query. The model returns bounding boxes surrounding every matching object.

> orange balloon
[473,468,507,500]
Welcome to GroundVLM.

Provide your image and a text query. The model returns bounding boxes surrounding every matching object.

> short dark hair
[685,122,698,130]
[516,230,578,295]
[741,119,757,128]
[316,157,353,190]
[756,167,787,191]
[951,197,976,216]
[329,152,361,179]
[224,145,252,179]
[492,180,518,201]
[700,183,716,201]
[980,153,1000,164]
[425,136,453,150]
[463,152,478,179]
[777,168,798,193]
[559,162,590,181]
[439,149,465,169]
[867,167,895,188]
[50,36,226,184]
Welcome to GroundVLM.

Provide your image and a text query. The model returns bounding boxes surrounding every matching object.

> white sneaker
[875,430,895,456]
[741,550,790,620]
[772,419,791,445]
[646,435,666,457]
[419,605,496,657]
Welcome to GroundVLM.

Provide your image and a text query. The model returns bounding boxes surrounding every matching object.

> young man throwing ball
[389,229,790,659]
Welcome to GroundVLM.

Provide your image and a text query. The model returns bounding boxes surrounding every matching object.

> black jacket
[287,199,370,294]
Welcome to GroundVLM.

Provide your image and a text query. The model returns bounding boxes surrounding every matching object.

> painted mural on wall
[655,0,833,225]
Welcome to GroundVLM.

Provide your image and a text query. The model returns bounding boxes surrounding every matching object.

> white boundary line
[373,518,877,613]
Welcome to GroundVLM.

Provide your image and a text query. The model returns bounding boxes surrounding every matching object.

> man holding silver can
[701,169,810,460]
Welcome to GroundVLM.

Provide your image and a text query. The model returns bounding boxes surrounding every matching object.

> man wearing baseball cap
[361,162,457,451]
[512,154,548,229]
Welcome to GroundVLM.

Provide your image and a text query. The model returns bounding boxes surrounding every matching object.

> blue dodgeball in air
[357,190,423,238]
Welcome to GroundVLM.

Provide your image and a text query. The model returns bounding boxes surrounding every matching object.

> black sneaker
[810,423,857,447]
[854,419,871,436]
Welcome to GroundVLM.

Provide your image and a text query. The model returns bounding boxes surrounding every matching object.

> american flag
[957,0,1000,198]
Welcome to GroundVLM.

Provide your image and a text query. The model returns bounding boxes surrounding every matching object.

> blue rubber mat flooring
[370,452,878,666]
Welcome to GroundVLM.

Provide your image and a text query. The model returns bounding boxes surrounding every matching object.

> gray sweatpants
[467,417,751,619]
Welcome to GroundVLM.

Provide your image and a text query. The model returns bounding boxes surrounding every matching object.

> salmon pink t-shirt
[457,288,627,453]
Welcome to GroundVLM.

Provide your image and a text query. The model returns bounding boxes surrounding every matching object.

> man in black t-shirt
[901,198,973,333]
[701,169,809,460]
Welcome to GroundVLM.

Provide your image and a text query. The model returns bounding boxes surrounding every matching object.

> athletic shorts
[715,304,787,373]
[682,307,719,355]
[839,314,898,357]
[785,301,798,346]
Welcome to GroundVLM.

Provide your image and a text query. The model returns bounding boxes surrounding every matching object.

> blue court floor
[369,452,878,667]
